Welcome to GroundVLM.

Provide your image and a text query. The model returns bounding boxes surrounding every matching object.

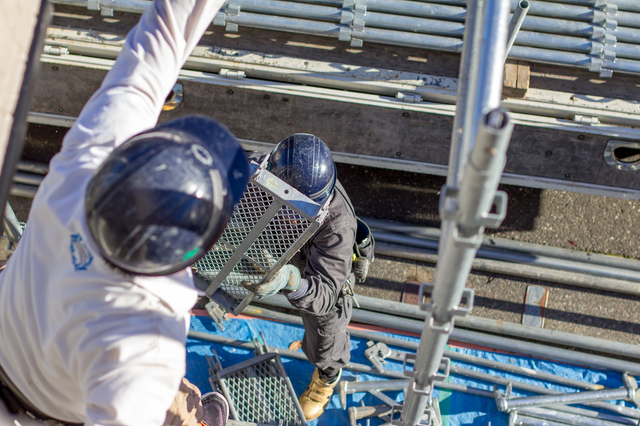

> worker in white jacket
[0,0,247,425]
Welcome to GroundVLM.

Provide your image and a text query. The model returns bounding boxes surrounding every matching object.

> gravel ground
[336,163,640,346]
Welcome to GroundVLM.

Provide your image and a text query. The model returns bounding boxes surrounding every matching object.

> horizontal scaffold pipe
[375,241,640,297]
[232,0,637,59]
[362,217,640,273]
[218,11,640,74]
[220,12,466,51]
[52,0,150,13]
[49,0,640,75]
[220,12,341,37]
[189,325,496,399]
[353,293,640,362]
[608,57,640,74]
[358,0,467,22]
[618,11,640,30]
[49,0,640,40]
[187,330,408,380]
[511,0,640,27]
[372,230,640,284]
[617,26,640,44]
[515,30,595,53]
[231,0,605,57]
[509,44,593,67]
[255,296,640,377]
[230,0,342,22]
[534,0,640,13]
[242,304,640,420]
[615,42,640,60]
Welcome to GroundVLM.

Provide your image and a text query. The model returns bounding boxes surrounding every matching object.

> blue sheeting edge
[187,314,633,426]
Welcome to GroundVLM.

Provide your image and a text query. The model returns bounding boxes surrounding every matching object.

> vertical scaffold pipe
[505,0,530,61]
[446,0,483,186]
[398,0,513,425]
[457,109,513,235]
[2,203,22,248]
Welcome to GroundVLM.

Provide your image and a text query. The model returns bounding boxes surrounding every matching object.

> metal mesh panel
[193,162,325,315]
[245,206,310,264]
[213,353,306,426]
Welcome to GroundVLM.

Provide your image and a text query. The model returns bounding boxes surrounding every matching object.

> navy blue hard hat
[267,133,336,204]
[85,115,249,276]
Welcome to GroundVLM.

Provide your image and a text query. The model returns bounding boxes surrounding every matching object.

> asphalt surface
[9,136,640,349]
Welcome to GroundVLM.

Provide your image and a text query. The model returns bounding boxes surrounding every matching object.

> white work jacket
[0,0,225,424]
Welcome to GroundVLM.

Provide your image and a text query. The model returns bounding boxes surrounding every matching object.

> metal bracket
[623,373,640,406]
[573,114,600,126]
[418,283,475,318]
[205,300,228,331]
[352,0,366,32]
[206,350,224,375]
[219,0,241,32]
[365,341,393,373]
[409,379,435,399]
[340,0,366,47]
[251,331,271,356]
[438,185,459,222]
[479,190,508,229]
[403,354,450,383]
[162,83,183,112]
[390,403,440,426]
[213,12,228,27]
[396,92,423,103]
[86,0,114,16]
[494,382,513,412]
[219,68,246,79]
[43,45,69,56]
[451,225,483,248]
[227,0,241,16]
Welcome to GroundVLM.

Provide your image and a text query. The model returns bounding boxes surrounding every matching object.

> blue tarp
[186,313,632,425]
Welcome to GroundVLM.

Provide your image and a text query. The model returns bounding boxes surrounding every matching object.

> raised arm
[62,0,225,153]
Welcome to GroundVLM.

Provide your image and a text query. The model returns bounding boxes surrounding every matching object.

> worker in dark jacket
[243,134,357,421]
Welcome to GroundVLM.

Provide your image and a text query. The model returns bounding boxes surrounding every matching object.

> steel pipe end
[496,396,509,412]
[340,381,349,409]
[484,108,511,131]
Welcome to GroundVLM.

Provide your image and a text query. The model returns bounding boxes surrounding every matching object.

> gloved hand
[241,265,301,297]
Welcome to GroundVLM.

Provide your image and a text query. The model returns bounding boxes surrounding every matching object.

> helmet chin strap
[320,191,334,213]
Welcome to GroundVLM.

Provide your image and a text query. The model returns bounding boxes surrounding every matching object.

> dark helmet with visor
[267,134,336,205]
[85,116,248,276]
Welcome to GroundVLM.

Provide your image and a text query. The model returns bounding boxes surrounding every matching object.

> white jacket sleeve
[61,0,226,155]
[79,313,188,426]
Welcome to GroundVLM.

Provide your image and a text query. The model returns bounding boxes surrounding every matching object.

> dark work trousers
[300,294,353,381]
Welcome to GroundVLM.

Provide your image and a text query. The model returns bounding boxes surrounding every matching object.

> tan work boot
[299,368,341,421]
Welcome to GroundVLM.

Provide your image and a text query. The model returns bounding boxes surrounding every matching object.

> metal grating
[193,161,327,315]
[210,353,307,426]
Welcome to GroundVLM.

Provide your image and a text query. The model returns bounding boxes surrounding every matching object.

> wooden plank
[28,64,640,190]
[503,61,530,98]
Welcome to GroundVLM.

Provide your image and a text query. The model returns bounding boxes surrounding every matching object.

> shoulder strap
[334,183,357,221]
[333,183,362,257]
